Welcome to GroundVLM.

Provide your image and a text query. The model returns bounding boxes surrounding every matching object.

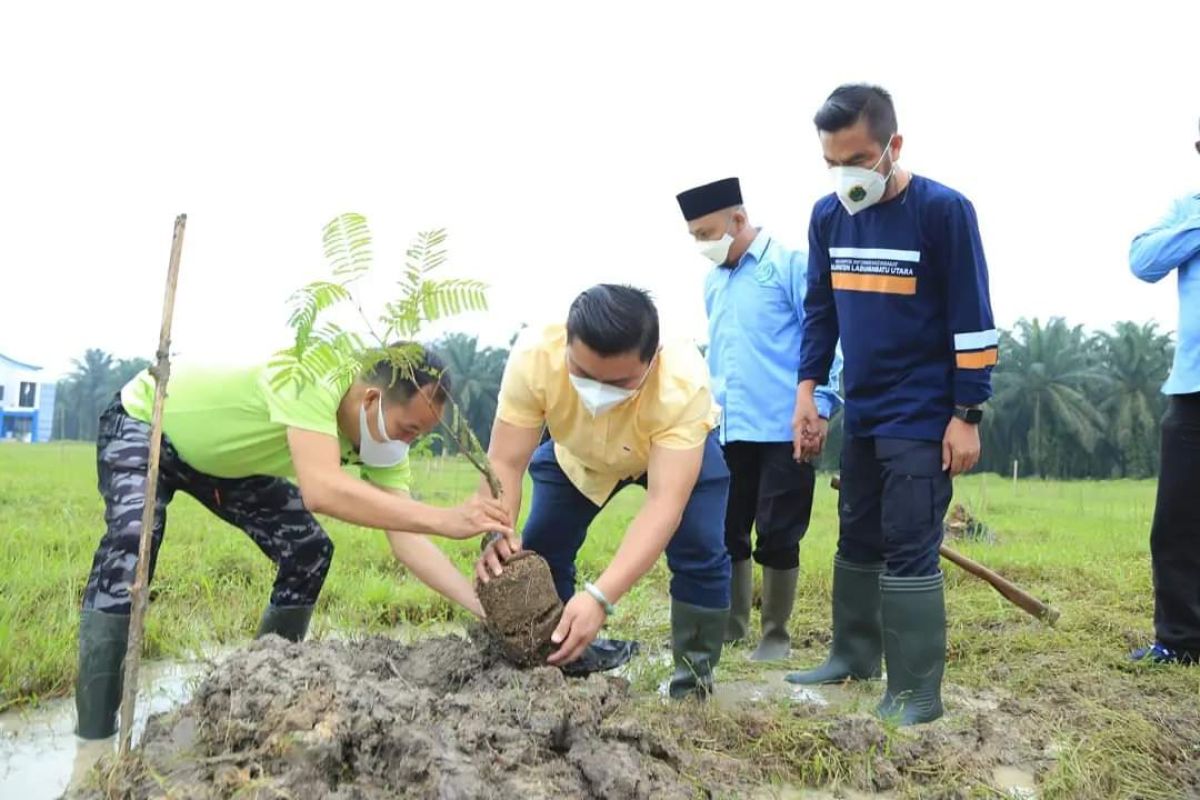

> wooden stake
[117,214,187,757]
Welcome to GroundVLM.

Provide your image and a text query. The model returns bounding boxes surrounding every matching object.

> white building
[0,352,56,442]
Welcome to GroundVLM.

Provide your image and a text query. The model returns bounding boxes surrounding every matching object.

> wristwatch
[952,406,984,425]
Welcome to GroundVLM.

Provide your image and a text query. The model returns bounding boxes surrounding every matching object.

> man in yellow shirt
[76,344,512,740]
[476,285,731,698]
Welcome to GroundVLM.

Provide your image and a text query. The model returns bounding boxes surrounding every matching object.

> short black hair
[566,284,659,362]
[814,84,897,148]
[364,341,452,404]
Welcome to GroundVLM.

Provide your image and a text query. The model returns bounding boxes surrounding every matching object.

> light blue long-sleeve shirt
[1130,192,1200,396]
[704,230,843,444]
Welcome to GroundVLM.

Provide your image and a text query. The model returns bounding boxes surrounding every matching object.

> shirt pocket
[744,264,792,317]
[609,441,643,476]
[752,261,777,286]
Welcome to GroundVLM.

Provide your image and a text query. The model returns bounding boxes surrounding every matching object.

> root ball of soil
[475,551,563,667]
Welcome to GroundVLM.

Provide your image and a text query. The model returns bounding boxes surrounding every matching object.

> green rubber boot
[725,559,753,644]
[876,572,946,726]
[785,557,883,684]
[668,599,728,700]
[751,566,799,662]
[75,610,130,740]
[255,605,314,642]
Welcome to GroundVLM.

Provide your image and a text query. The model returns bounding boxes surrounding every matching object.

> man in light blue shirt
[677,177,842,661]
[1128,121,1200,666]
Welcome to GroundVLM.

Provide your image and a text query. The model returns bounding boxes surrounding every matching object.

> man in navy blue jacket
[786,84,997,726]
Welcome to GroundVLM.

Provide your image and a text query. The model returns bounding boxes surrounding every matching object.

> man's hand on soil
[547,592,606,666]
[444,496,514,541]
[475,534,522,584]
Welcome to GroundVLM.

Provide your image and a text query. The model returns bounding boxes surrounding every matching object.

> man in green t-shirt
[76,344,513,740]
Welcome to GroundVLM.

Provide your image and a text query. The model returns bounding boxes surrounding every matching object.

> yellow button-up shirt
[496,324,717,505]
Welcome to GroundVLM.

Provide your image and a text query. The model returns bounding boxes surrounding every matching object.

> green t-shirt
[120,364,411,491]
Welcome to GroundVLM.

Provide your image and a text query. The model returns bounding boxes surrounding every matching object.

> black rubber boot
[786,556,883,685]
[876,572,946,726]
[751,566,798,662]
[725,559,753,644]
[255,605,314,642]
[668,599,728,700]
[75,610,130,740]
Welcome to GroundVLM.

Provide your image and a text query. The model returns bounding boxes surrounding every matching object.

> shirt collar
[735,228,770,268]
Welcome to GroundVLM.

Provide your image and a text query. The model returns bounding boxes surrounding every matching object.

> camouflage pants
[82,396,334,614]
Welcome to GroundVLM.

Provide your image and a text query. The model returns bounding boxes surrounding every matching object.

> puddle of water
[993,765,1038,799]
[715,670,833,708]
[0,651,225,800]
[651,667,857,709]
[714,669,864,711]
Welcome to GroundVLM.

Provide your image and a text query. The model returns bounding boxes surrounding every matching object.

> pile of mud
[73,634,697,800]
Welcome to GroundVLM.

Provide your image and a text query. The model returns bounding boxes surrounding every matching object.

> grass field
[3,441,1199,798]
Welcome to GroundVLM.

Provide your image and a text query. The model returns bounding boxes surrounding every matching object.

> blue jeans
[837,436,952,577]
[520,432,732,609]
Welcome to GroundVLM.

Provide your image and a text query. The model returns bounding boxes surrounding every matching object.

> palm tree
[52,379,80,440]
[436,333,508,449]
[114,357,152,387]
[67,349,116,441]
[989,318,1111,477]
[51,350,151,441]
[1092,321,1173,477]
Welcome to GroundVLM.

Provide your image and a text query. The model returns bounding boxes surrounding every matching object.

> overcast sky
[3,1,1198,379]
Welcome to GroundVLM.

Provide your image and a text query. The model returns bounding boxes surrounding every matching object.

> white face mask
[569,375,635,416]
[358,393,410,467]
[831,135,896,215]
[567,354,655,416]
[697,233,734,265]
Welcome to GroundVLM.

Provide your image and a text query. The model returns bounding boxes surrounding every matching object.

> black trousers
[82,397,335,615]
[838,436,952,577]
[722,441,815,570]
[1151,393,1200,654]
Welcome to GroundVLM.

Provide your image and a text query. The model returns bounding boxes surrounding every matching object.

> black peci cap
[676,177,742,221]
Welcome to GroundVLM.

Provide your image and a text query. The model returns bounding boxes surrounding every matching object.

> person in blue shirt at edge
[1127,117,1200,666]
[786,84,997,726]
[675,176,843,662]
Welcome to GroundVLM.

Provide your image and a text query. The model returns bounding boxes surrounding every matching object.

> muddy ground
[71,633,704,799]
[67,629,1085,800]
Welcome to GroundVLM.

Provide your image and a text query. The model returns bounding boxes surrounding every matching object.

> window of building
[18,382,36,408]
